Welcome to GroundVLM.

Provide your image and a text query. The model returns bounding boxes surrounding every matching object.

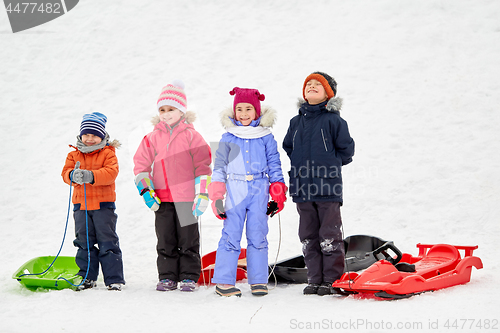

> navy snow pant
[297,201,344,284]
[73,208,125,285]
[154,202,201,282]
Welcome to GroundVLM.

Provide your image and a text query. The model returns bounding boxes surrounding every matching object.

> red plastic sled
[332,244,483,299]
[197,248,247,285]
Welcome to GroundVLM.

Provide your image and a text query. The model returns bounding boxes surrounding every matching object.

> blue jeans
[73,208,125,285]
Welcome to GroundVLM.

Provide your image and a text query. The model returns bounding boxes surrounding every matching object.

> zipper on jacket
[292,130,297,150]
[321,129,328,152]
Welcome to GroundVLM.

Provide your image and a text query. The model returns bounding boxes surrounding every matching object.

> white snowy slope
[1,1,499,332]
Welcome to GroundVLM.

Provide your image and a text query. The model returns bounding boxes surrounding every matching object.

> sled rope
[18,174,91,289]
[57,181,91,287]
[267,212,282,290]
[17,174,75,279]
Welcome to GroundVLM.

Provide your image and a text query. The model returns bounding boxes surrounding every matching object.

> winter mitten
[267,182,288,217]
[208,181,227,220]
[212,199,227,220]
[72,162,94,185]
[70,161,81,183]
[192,175,211,217]
[135,172,161,212]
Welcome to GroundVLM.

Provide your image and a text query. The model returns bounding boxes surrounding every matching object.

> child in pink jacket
[133,80,212,292]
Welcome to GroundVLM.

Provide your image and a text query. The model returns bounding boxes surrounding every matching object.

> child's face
[235,103,256,126]
[81,134,102,146]
[159,106,183,126]
[304,79,328,105]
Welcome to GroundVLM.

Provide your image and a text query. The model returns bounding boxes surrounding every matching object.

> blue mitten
[192,175,211,217]
[135,172,161,212]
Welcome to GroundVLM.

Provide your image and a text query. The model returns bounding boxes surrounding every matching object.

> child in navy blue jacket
[283,72,355,296]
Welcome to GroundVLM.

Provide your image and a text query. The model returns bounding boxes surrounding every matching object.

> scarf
[76,133,109,154]
[226,125,271,139]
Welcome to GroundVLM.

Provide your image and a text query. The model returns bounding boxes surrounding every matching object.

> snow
[1,1,500,332]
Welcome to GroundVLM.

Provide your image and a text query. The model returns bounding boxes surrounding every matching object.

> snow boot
[216,285,242,297]
[107,283,123,291]
[317,282,337,296]
[303,283,320,295]
[250,284,268,296]
[76,278,96,291]
[156,279,177,291]
[179,279,196,292]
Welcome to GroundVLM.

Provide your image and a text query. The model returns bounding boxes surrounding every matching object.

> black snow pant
[155,202,201,282]
[297,201,345,284]
[73,208,125,286]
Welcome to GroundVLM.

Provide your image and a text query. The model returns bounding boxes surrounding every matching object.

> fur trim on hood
[297,96,343,113]
[151,111,197,126]
[109,139,121,148]
[220,105,277,129]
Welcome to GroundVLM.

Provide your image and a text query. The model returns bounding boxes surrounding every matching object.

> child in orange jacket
[61,112,125,291]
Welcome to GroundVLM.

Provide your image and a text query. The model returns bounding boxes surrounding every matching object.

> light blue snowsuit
[211,108,285,285]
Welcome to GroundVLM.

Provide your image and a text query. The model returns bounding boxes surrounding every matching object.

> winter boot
[250,284,268,296]
[107,283,123,291]
[215,284,242,297]
[179,279,196,292]
[317,282,337,296]
[156,279,177,291]
[76,278,96,291]
[303,283,320,295]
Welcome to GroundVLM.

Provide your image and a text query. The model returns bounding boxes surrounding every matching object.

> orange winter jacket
[62,141,119,210]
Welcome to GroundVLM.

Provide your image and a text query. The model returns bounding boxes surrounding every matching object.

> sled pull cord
[18,172,92,289]
[267,212,282,290]
[17,173,76,279]
[57,181,91,287]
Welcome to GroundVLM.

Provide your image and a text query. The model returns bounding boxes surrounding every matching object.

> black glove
[215,199,227,220]
[266,201,279,217]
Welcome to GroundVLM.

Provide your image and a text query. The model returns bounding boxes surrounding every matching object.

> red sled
[197,248,247,285]
[332,243,483,299]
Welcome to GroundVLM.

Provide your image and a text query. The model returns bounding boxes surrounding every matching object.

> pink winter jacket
[133,112,212,202]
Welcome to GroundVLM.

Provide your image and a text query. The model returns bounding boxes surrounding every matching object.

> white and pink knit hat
[157,79,187,113]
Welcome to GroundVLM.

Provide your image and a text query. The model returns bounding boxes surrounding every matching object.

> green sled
[13,256,80,291]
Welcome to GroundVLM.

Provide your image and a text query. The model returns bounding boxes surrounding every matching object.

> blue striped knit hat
[80,112,107,139]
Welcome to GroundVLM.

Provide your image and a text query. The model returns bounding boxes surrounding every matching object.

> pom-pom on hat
[230,87,265,118]
[157,79,187,113]
[302,71,337,101]
[80,112,107,140]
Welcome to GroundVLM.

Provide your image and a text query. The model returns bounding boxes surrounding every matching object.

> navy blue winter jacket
[283,98,354,203]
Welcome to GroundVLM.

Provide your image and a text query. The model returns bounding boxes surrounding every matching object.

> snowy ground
[1,1,500,332]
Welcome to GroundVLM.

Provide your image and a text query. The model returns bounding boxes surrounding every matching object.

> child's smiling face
[159,105,183,125]
[81,134,102,146]
[235,103,256,126]
[304,79,328,105]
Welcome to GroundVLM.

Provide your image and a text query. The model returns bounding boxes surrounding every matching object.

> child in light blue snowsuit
[208,87,287,297]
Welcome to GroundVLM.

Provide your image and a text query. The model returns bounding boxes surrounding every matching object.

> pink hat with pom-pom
[157,79,187,113]
[230,87,265,118]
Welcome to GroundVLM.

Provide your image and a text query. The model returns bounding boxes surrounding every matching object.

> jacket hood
[151,111,197,126]
[297,96,343,113]
[108,139,121,148]
[220,105,277,129]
